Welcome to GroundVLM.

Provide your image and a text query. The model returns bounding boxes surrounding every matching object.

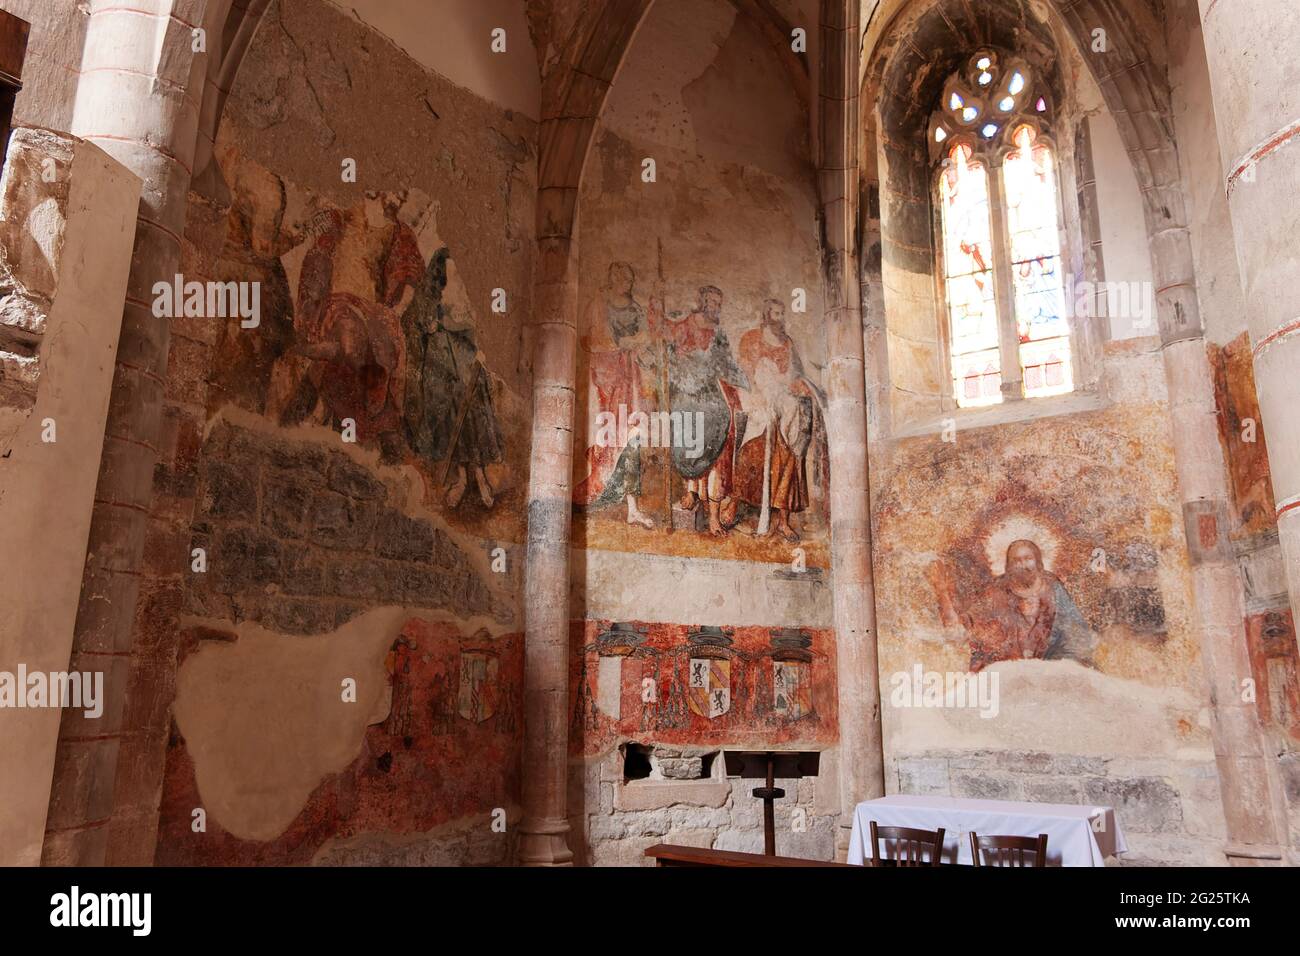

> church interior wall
[146,0,539,866]
[1166,0,1300,846]
[566,0,842,865]
[0,0,1295,870]
[861,0,1248,865]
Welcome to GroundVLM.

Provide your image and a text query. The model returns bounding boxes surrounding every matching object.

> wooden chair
[969,832,1048,867]
[867,821,946,867]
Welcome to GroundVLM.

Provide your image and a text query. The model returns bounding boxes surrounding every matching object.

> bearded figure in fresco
[657,285,749,536]
[929,539,1096,672]
[401,249,503,509]
[283,190,424,463]
[574,261,656,528]
[732,299,824,543]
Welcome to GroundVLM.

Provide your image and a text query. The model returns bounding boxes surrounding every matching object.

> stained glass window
[939,144,1001,406]
[1003,125,1071,397]
[931,51,1073,407]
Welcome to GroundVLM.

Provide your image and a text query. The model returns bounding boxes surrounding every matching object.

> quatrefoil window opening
[929,50,1050,162]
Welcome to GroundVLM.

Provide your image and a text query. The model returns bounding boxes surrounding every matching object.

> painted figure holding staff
[401,249,503,509]
[732,298,823,542]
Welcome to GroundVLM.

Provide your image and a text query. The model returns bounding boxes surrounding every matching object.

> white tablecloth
[847,794,1127,867]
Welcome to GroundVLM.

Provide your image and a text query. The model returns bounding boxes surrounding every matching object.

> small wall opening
[622,743,653,781]
[621,744,720,782]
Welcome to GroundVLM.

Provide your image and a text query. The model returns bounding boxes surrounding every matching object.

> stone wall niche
[0,128,139,865]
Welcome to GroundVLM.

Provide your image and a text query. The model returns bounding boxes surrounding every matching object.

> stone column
[1142,86,1285,864]
[822,0,886,858]
[1197,0,1300,645]
[1052,0,1287,863]
[515,0,652,867]
[517,229,579,866]
[102,0,268,868]
[41,0,217,866]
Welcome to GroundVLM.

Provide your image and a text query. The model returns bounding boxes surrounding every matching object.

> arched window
[930,51,1071,407]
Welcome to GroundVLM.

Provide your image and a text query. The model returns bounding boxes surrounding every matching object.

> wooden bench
[645,843,857,867]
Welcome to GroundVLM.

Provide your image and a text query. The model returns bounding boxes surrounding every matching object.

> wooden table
[646,844,855,867]
[848,795,1127,866]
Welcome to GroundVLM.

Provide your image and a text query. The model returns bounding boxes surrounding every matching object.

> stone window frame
[926,49,1082,413]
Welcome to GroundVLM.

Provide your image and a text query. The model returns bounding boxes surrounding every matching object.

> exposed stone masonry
[892,749,1228,864]
[572,748,839,865]
[188,421,510,634]
[0,127,73,453]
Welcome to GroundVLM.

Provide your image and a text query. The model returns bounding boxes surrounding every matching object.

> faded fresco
[155,0,537,867]
[574,262,829,560]
[929,537,1097,671]
[1211,333,1300,743]
[872,400,1197,688]
[209,146,527,542]
[1210,332,1277,537]
[561,1,839,864]
[156,618,522,865]
[570,620,838,757]
[871,390,1223,852]
[570,0,828,568]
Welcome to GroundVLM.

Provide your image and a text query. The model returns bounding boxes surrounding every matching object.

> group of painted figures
[274,191,503,511]
[230,185,828,534]
[575,261,828,542]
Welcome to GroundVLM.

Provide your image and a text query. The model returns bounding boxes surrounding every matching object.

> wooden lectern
[723,750,821,856]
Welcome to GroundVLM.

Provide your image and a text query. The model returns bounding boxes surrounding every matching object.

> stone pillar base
[1223,843,1287,866]
[517,819,574,867]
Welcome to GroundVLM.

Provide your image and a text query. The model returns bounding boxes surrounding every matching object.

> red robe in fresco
[296,208,424,440]
[733,327,812,514]
[574,295,650,506]
[575,346,646,505]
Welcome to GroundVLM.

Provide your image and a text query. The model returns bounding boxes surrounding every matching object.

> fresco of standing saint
[732,299,824,542]
[574,261,656,528]
[658,285,749,536]
[282,191,424,463]
[401,249,503,509]
[929,539,1096,671]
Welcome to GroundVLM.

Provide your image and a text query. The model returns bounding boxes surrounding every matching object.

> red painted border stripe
[1253,318,1300,358]
[1228,117,1300,195]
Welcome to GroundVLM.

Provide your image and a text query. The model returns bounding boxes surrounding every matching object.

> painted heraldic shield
[773,660,812,720]
[458,651,499,723]
[688,657,730,718]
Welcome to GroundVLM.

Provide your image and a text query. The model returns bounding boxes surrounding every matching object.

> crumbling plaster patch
[173,606,512,842]
[173,607,410,841]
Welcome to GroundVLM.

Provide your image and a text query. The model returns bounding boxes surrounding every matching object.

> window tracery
[929,51,1071,406]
